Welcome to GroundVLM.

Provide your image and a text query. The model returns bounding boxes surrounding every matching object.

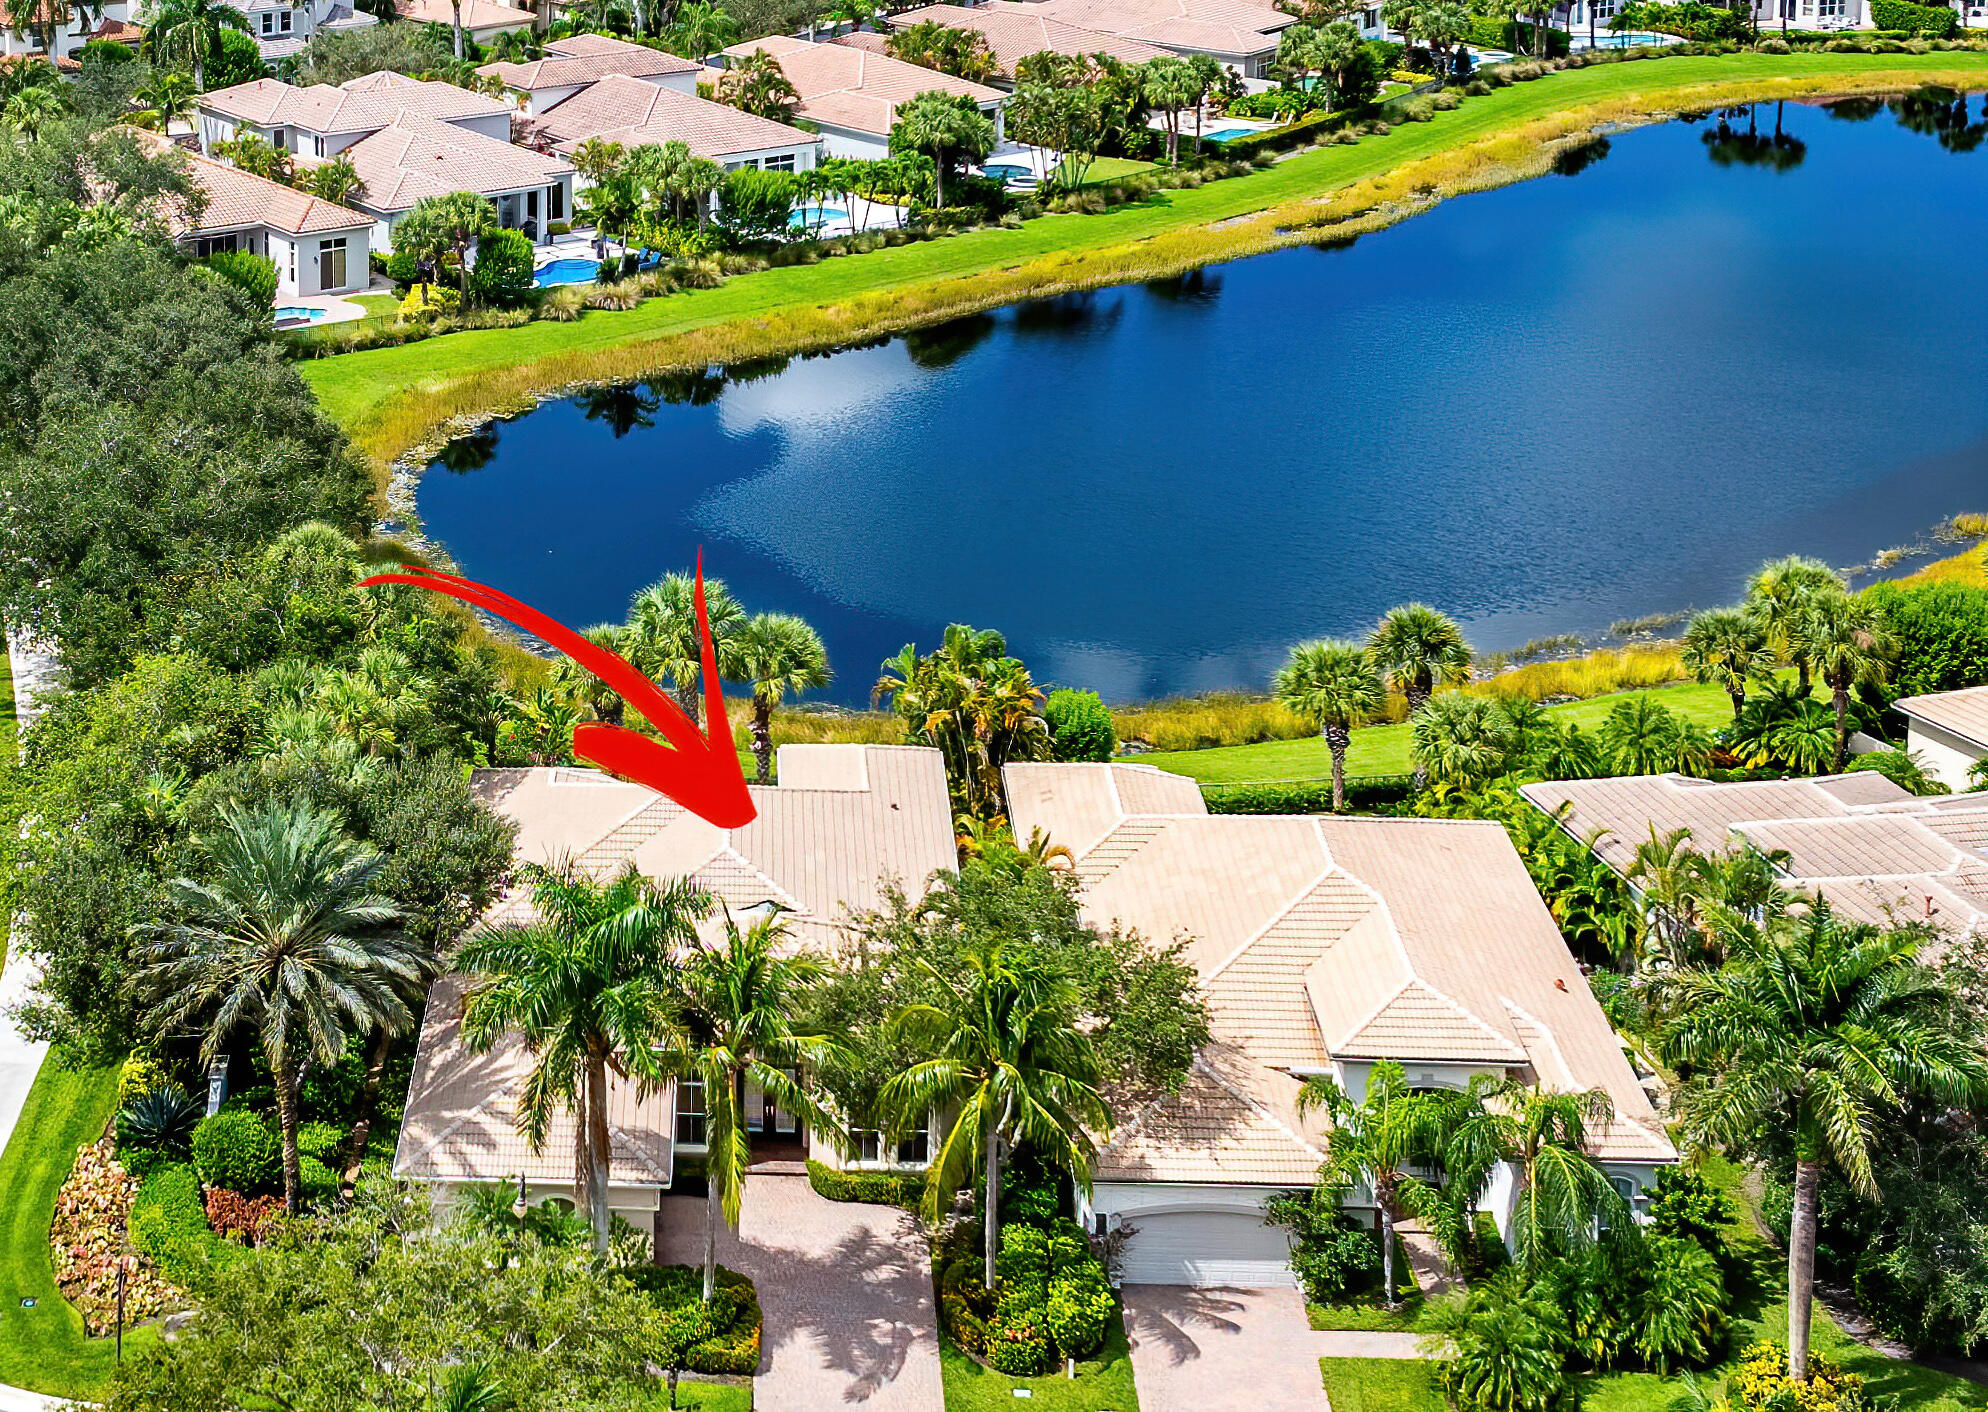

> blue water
[534,257,600,287]
[275,305,326,322]
[793,206,850,224]
[1203,127,1260,141]
[420,99,1988,704]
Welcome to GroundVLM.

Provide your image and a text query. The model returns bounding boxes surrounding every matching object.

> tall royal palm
[627,571,747,718]
[1274,639,1384,812]
[666,910,841,1299]
[884,940,1109,1288]
[734,613,830,785]
[145,0,251,91]
[1367,604,1472,790]
[1657,909,1988,1380]
[457,862,710,1251]
[1797,592,1895,771]
[137,803,424,1213]
[1681,607,1775,725]
[1745,556,1843,696]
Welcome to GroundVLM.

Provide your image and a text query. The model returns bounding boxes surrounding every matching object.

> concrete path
[1313,1330,1427,1359]
[1123,1285,1335,1412]
[1398,1226,1460,1299]
[656,1174,942,1412]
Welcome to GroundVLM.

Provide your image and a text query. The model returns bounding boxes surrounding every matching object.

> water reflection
[1143,269,1226,302]
[1552,135,1612,177]
[1012,290,1121,337]
[1702,102,1807,171]
[434,423,499,473]
[579,384,661,438]
[903,314,998,368]
[1891,87,1988,152]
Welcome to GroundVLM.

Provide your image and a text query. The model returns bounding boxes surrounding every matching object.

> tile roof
[886,2,1169,73]
[1007,762,1674,1179]
[343,112,571,210]
[477,31,702,92]
[1896,684,1988,750]
[134,128,372,236]
[1096,1043,1326,1185]
[982,0,1289,57]
[89,16,145,42]
[1519,772,1988,939]
[198,71,511,134]
[394,0,535,29]
[536,73,818,159]
[720,33,1002,138]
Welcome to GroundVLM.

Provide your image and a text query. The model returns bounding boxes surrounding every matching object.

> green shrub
[1610,1,1748,39]
[805,1159,922,1207]
[1204,776,1414,815]
[718,168,797,239]
[1044,689,1115,762]
[191,1110,280,1193]
[204,249,279,306]
[299,1155,340,1202]
[984,1316,1054,1375]
[130,1162,241,1288]
[1646,1164,1739,1255]
[1217,109,1347,160]
[622,1264,763,1373]
[1865,580,1988,700]
[384,251,422,288]
[1846,748,1945,797]
[296,1120,345,1165]
[469,228,536,306]
[1044,1264,1114,1357]
[117,1083,204,1159]
[1870,0,1957,33]
[1466,16,1572,53]
[80,36,136,63]
[546,220,571,237]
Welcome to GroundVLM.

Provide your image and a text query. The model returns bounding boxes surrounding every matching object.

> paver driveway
[1122,1284,1333,1412]
[656,1174,942,1411]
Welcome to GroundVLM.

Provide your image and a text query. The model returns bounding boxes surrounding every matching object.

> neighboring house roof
[1519,772,1988,937]
[1005,762,1675,1181]
[477,31,702,92]
[0,50,79,73]
[1896,684,1988,751]
[536,73,817,159]
[394,0,535,30]
[982,0,1289,57]
[344,112,572,210]
[135,128,373,236]
[885,3,1169,74]
[88,15,145,42]
[720,33,1002,139]
[199,71,511,135]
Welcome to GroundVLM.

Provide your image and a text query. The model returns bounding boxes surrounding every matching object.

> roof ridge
[1190,1054,1327,1162]
[1203,860,1339,983]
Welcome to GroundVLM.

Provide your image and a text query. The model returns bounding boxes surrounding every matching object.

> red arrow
[360,554,757,828]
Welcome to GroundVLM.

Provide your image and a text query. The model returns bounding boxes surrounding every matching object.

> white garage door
[1118,1210,1295,1287]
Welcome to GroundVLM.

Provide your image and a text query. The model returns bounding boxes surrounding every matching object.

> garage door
[1118,1210,1295,1287]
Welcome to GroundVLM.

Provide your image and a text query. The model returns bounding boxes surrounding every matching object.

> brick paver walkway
[656,1174,942,1411]
[1122,1285,1334,1412]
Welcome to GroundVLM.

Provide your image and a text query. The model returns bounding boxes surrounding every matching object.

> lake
[419,94,1988,705]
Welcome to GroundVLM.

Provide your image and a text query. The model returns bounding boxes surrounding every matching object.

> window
[526,189,539,219]
[269,127,285,151]
[895,1127,928,1165]
[764,152,795,173]
[1610,1176,1637,1201]
[549,183,564,219]
[279,9,292,31]
[319,236,347,290]
[1590,0,1618,16]
[852,1130,882,1164]
[675,1076,706,1144]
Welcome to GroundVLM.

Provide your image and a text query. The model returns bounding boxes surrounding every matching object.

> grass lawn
[349,292,401,319]
[0,1057,155,1399]
[300,51,1988,462]
[937,1315,1140,1411]
[1074,155,1159,185]
[1142,679,1742,785]
[1320,1356,1444,1412]
[1310,1297,1436,1333]
[636,1379,754,1410]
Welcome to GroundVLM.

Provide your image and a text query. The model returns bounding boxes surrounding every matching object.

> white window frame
[675,1076,707,1146]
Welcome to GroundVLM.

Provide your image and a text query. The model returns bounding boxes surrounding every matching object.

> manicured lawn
[1320,1356,1444,1412]
[1142,679,1742,785]
[0,1057,154,1399]
[635,1379,754,1411]
[1073,155,1159,185]
[1310,1294,1436,1333]
[301,51,1988,459]
[937,1315,1140,1411]
[350,292,401,319]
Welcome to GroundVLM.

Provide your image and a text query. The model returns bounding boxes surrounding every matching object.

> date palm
[1657,909,1988,1380]
[734,612,830,784]
[664,909,841,1299]
[627,571,747,719]
[1274,639,1384,812]
[394,190,497,304]
[137,803,423,1213]
[883,939,1108,1288]
[457,862,710,1251]
[1745,556,1843,696]
[1798,592,1895,771]
[1681,607,1775,725]
[1368,603,1472,789]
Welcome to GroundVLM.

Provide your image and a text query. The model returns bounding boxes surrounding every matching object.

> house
[142,131,373,298]
[225,0,376,63]
[1002,761,1675,1287]
[1893,685,1988,793]
[0,0,139,71]
[477,31,704,116]
[392,746,958,1237]
[394,0,536,44]
[532,73,823,174]
[880,3,1169,84]
[719,33,1005,159]
[343,112,576,247]
[974,0,1291,76]
[1520,771,1988,938]
[196,71,514,159]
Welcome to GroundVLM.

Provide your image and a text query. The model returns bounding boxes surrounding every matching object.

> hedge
[1467,16,1572,54]
[129,1163,243,1289]
[805,1159,923,1209]
[1203,775,1415,815]
[1869,0,1958,32]
[623,1265,763,1374]
[1207,108,1349,160]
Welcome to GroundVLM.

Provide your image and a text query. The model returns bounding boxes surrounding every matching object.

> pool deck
[273,288,374,327]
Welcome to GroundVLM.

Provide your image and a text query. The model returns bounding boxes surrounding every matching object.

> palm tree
[1274,639,1384,812]
[883,939,1109,1289]
[1185,52,1222,143]
[1681,608,1775,725]
[1297,1060,1446,1307]
[3,82,65,139]
[1141,55,1198,165]
[875,626,1050,824]
[1410,694,1513,792]
[891,89,995,208]
[298,154,363,206]
[716,50,801,123]
[733,613,830,785]
[627,570,748,719]
[1745,556,1844,696]
[554,624,635,726]
[668,0,735,60]
[665,910,841,1299]
[133,70,197,132]
[1626,826,1713,968]
[1658,909,1988,1380]
[457,862,710,1251]
[1599,695,1678,776]
[1797,592,1895,771]
[136,803,424,1213]
[145,0,252,91]
[394,190,497,304]
[1442,1078,1621,1273]
[1367,604,1472,789]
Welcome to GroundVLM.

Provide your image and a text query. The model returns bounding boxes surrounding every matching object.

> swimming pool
[791,206,849,225]
[1577,29,1676,46]
[534,257,601,287]
[1203,127,1259,142]
[274,305,326,323]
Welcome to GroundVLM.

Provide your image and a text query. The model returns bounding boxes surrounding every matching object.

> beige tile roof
[394,0,534,30]
[477,32,701,93]
[536,74,817,159]
[1096,1043,1326,1185]
[887,2,1170,73]
[720,33,1001,138]
[1006,762,1673,1177]
[344,112,572,210]
[133,128,371,236]
[983,0,1288,57]
[1520,772,1988,939]
[199,71,511,134]
[393,976,678,1186]
[1896,685,1988,750]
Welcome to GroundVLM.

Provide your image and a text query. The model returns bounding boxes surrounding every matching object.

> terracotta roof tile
[199,71,511,133]
[888,1,1171,72]
[1896,685,1988,750]
[719,33,1000,138]
[478,32,701,92]
[537,73,817,159]
[343,112,571,210]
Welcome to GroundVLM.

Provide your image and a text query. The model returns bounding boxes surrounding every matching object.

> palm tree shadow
[1123,1285,1252,1367]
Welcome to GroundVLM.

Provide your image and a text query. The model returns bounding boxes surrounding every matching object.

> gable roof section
[478,32,701,92]
[344,112,572,210]
[200,71,511,135]
[1094,1043,1325,1185]
[133,129,371,237]
[885,3,1169,72]
[983,0,1289,56]
[1896,684,1988,751]
[720,34,1002,138]
[535,73,818,158]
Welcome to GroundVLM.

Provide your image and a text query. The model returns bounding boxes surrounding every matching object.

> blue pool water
[534,257,601,287]
[1203,127,1259,141]
[792,206,851,224]
[274,305,326,322]
[420,99,1988,703]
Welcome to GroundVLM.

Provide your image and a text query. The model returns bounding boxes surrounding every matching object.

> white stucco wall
[1906,718,1986,791]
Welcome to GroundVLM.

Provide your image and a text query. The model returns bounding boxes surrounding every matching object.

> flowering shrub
[1723,1342,1868,1412]
[49,1141,180,1334]
[204,1187,284,1243]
